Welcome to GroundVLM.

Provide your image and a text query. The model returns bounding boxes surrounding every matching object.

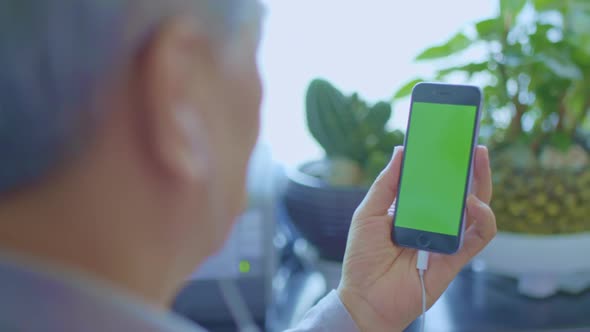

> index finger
[473,146,492,204]
[353,147,404,221]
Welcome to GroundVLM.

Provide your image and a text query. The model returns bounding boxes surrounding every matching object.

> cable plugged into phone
[416,250,430,332]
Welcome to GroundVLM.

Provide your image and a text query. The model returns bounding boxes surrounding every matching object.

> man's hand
[338,146,496,332]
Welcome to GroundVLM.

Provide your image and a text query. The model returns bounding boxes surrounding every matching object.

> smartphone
[392,82,482,254]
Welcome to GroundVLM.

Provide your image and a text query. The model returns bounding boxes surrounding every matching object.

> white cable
[419,270,426,332]
[416,250,430,332]
[217,279,261,332]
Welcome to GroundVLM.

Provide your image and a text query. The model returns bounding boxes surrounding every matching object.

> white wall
[259,1,496,166]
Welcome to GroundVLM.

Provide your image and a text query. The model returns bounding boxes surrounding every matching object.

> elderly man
[0,0,496,331]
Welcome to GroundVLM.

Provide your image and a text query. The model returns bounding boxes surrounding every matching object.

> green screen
[395,102,477,236]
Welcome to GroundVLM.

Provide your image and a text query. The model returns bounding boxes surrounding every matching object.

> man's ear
[135,16,211,182]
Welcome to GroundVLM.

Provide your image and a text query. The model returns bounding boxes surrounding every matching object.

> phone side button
[416,234,431,248]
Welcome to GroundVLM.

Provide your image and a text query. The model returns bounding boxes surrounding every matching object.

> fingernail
[478,145,490,163]
[392,146,401,159]
[483,146,490,161]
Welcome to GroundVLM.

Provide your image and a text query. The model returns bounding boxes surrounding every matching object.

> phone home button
[416,234,431,248]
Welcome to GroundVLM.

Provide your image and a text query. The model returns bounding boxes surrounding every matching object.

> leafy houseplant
[395,0,590,235]
[283,79,404,261]
[305,79,404,187]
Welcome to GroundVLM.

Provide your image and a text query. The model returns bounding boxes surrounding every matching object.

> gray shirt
[0,255,359,332]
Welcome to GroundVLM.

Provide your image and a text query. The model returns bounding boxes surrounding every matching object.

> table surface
[405,269,590,332]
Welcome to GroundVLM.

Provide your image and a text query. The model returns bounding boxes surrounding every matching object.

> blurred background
[174,1,590,331]
[259,0,494,165]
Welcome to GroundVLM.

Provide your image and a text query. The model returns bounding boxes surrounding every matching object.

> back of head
[0,0,247,194]
[0,0,264,306]
[0,0,123,192]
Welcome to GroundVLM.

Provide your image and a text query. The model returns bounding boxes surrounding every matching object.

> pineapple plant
[305,79,404,187]
[394,0,590,235]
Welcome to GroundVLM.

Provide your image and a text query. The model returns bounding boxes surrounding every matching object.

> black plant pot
[283,161,368,262]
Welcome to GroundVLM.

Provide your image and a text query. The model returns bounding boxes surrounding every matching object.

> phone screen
[395,102,478,237]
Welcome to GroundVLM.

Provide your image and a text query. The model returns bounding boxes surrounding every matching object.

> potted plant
[284,79,404,261]
[394,0,590,297]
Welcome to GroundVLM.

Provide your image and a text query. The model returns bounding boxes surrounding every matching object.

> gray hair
[0,0,255,194]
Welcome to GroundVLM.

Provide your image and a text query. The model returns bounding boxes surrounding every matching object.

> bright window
[259,0,495,166]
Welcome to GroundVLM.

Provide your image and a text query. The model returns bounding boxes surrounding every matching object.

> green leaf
[572,0,590,11]
[569,34,590,63]
[415,33,472,60]
[566,9,590,37]
[532,0,590,11]
[528,24,557,52]
[392,79,424,100]
[364,102,391,132]
[564,82,586,119]
[501,0,527,17]
[535,54,583,80]
[500,0,527,28]
[435,62,490,80]
[549,132,574,151]
[532,0,564,11]
[476,18,502,41]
